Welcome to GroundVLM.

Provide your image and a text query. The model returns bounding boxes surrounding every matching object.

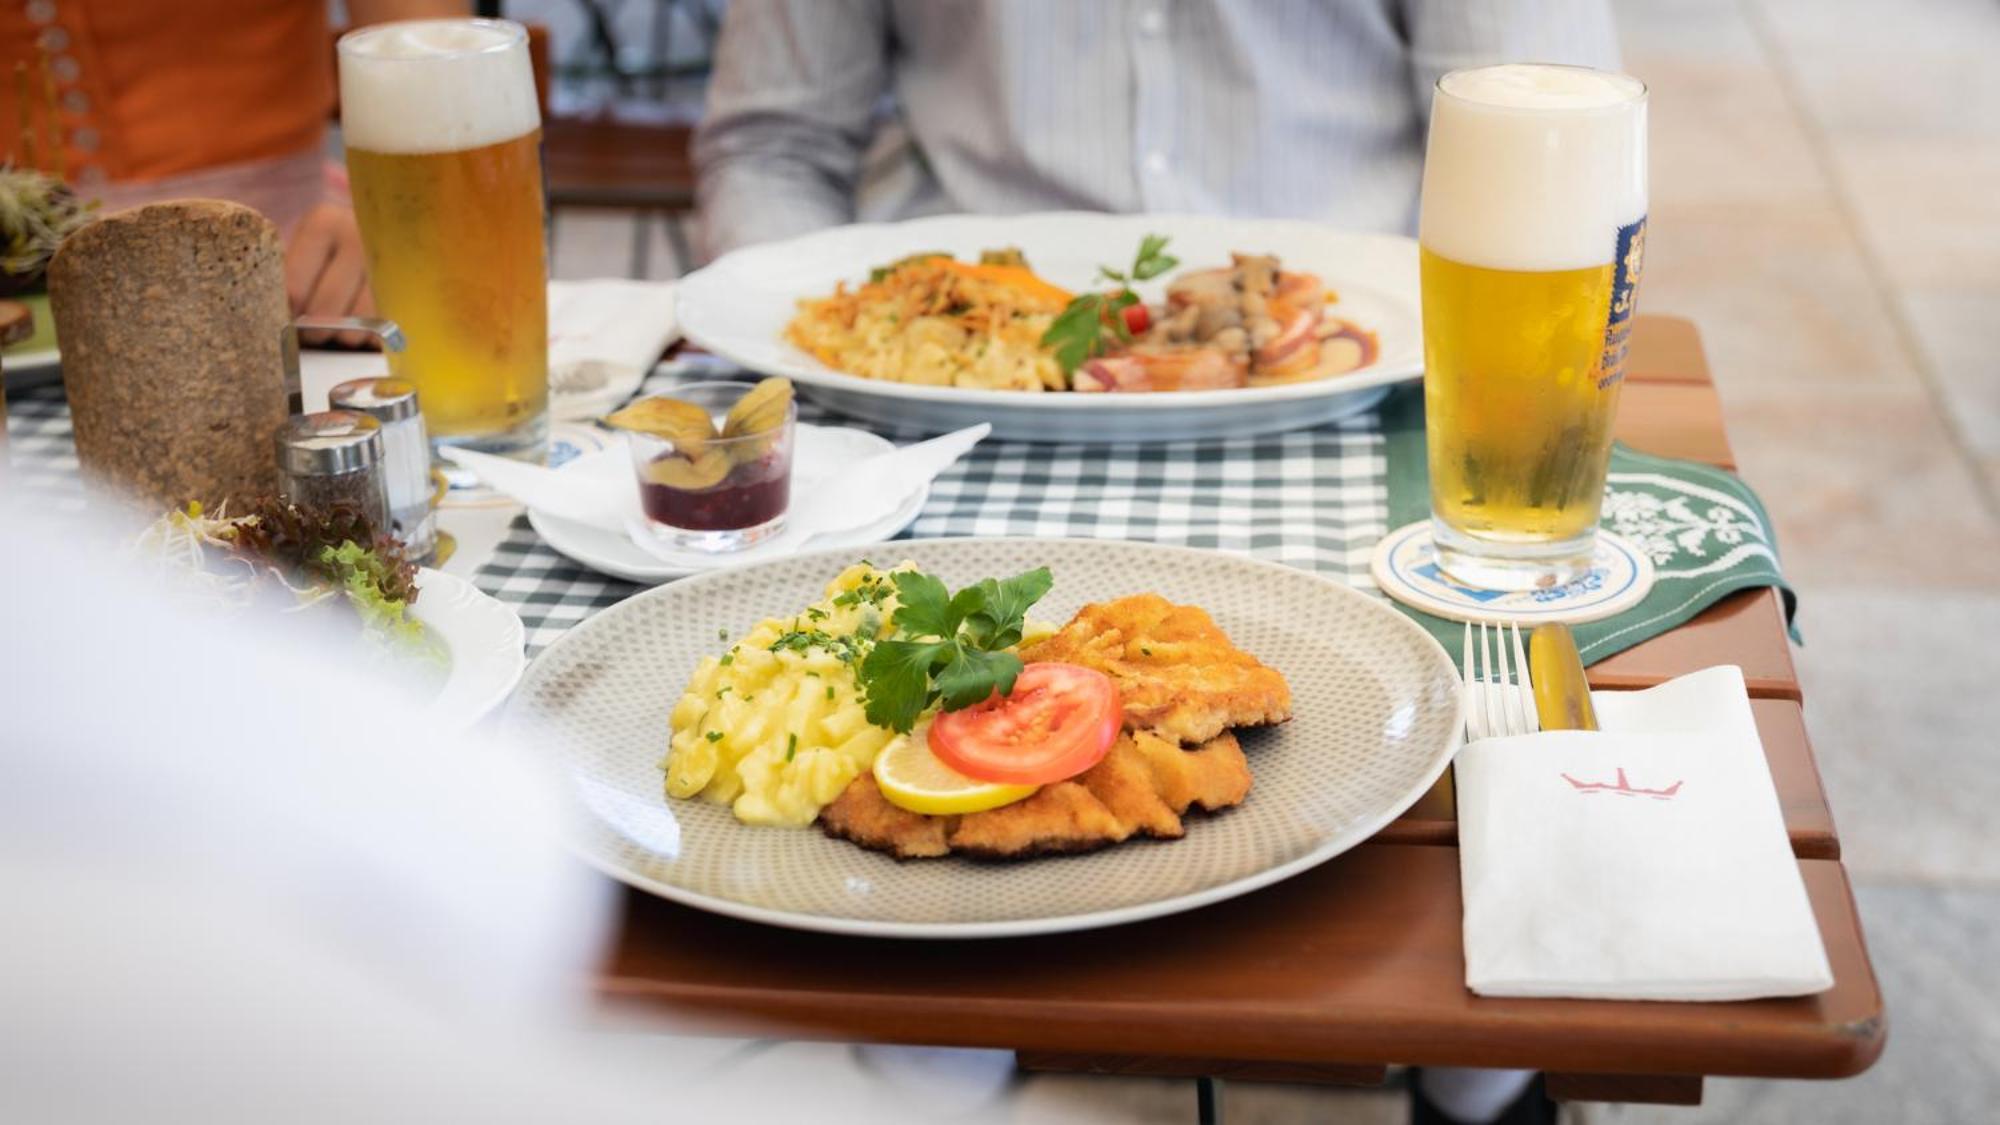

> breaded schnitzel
[1020,593,1292,744]
[820,730,1252,860]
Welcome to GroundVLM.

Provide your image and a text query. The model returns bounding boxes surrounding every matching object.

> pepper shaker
[274,411,391,534]
[329,377,437,561]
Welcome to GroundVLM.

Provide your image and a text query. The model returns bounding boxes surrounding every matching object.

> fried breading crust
[1020,593,1291,744]
[819,731,1252,860]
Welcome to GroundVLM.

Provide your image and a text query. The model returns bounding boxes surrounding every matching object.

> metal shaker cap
[328,377,421,422]
[275,411,383,475]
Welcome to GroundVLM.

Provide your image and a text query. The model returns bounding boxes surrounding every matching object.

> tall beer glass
[338,20,548,461]
[1419,64,1647,590]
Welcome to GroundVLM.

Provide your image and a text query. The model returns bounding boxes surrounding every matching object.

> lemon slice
[872,727,1037,816]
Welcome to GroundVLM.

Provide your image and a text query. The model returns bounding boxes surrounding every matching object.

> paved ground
[1581,2,2000,1117]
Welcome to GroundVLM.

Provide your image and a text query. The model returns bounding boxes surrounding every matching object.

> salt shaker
[274,411,391,535]
[329,377,437,561]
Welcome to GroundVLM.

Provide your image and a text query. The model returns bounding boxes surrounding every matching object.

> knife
[1528,623,1599,732]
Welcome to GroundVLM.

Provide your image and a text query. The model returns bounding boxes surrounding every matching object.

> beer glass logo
[1598,217,1647,390]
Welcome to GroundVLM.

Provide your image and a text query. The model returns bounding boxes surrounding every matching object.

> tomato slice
[929,662,1121,786]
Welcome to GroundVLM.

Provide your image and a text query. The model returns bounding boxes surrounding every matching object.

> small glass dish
[625,382,796,552]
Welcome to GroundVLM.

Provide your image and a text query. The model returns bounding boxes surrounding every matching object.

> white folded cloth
[1455,665,1834,1001]
[547,279,679,421]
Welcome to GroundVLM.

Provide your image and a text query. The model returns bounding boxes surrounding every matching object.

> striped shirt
[694,0,1620,258]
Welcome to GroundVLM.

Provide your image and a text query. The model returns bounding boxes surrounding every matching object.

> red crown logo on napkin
[1559,767,1683,800]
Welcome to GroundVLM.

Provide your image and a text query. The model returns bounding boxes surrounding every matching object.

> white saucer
[411,568,526,730]
[527,424,929,584]
[1370,521,1656,626]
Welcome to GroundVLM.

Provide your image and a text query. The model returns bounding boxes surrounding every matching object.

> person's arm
[692,0,892,259]
[1401,0,1622,119]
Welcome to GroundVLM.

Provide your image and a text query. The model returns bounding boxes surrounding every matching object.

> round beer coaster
[1369,522,1655,626]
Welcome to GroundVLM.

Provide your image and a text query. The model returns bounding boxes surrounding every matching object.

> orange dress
[1,0,333,230]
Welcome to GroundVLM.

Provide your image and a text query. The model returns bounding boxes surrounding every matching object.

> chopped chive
[719,653,734,666]
[785,733,798,762]
[716,686,732,698]
[717,627,729,641]
[826,685,835,700]
[705,731,722,743]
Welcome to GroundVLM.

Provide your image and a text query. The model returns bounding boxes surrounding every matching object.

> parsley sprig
[1039,234,1178,373]
[857,567,1055,733]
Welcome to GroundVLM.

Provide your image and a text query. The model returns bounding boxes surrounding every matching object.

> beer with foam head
[339,20,548,459]
[1418,63,1647,590]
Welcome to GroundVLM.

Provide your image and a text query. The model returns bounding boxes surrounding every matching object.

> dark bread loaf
[49,199,291,511]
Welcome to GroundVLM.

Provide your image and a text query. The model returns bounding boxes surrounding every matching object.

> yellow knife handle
[1529,624,1599,732]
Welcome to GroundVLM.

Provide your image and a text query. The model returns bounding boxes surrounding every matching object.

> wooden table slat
[603,846,1884,1079]
[1620,316,1715,387]
[1546,1073,1705,1106]
[1613,378,1737,470]
[1588,587,1800,702]
[1015,1053,1387,1088]
[1382,698,1838,860]
[544,116,696,210]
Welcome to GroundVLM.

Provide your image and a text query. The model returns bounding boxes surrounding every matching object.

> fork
[1461,621,1541,741]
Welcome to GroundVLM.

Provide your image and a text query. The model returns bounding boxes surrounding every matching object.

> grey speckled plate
[503,539,1461,939]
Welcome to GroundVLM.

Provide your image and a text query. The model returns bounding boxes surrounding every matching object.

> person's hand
[284,202,378,348]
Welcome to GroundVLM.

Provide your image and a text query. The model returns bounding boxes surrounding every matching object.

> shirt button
[25,0,57,26]
[76,164,105,187]
[61,88,87,114]
[50,54,80,83]
[1139,8,1166,35]
[71,125,97,152]
[1143,151,1170,176]
[37,25,68,52]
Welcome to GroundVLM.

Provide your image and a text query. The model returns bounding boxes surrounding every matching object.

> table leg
[1197,1075,1220,1125]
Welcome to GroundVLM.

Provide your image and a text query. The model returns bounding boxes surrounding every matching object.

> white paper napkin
[547,279,679,421]
[1455,665,1834,1001]
[436,442,635,532]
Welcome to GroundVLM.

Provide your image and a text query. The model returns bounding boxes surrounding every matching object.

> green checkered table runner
[472,364,1391,654]
[4,370,1794,663]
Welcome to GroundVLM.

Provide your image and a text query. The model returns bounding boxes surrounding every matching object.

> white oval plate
[413,567,526,729]
[527,424,930,584]
[501,539,1461,939]
[677,212,1422,443]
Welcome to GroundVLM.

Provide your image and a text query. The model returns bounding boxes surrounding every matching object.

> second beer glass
[1418,63,1647,591]
[338,20,549,461]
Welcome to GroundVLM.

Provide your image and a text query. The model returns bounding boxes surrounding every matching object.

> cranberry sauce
[639,452,791,531]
